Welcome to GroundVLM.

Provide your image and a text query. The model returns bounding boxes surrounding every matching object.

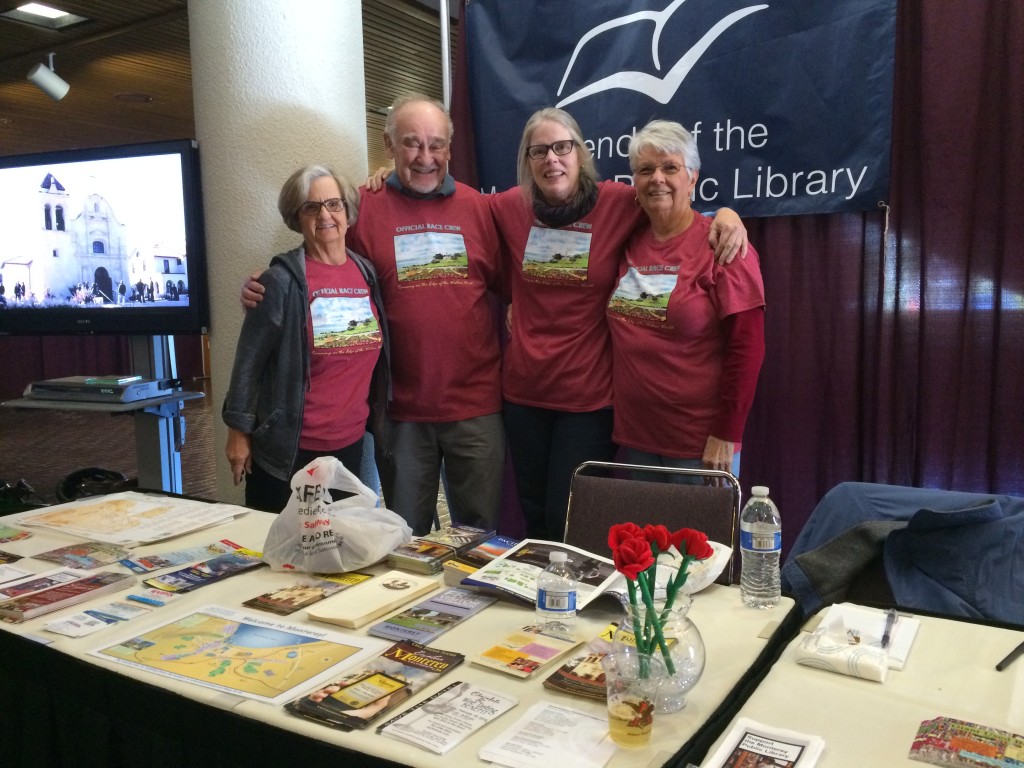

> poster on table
[464,0,897,216]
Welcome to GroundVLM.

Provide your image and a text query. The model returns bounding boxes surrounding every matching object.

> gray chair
[564,461,742,585]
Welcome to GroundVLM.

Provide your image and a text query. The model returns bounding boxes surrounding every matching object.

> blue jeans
[623,448,741,484]
[504,402,616,541]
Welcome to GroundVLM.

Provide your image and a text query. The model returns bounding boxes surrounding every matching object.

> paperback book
[458,539,626,610]
[285,640,465,730]
[442,534,520,586]
[368,587,497,644]
[242,572,374,616]
[471,624,582,679]
[142,549,265,593]
[305,570,438,629]
[0,570,134,621]
[376,681,518,754]
[386,524,494,574]
[909,717,1024,767]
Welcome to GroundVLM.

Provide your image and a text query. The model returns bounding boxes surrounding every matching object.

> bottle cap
[549,551,567,563]
[751,485,770,496]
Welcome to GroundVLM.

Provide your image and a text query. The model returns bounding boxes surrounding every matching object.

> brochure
[702,718,826,768]
[33,540,133,569]
[305,570,438,629]
[119,538,245,573]
[377,681,518,754]
[142,549,265,593]
[909,717,1024,767]
[478,701,616,768]
[471,624,582,679]
[242,572,374,616]
[0,570,134,621]
[367,587,497,644]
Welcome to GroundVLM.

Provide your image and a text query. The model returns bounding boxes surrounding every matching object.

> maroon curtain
[455,0,1024,551]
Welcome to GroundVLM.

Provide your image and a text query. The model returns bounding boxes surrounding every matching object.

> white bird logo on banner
[556,0,769,108]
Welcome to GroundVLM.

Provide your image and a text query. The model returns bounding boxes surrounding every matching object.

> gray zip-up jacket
[222,245,390,481]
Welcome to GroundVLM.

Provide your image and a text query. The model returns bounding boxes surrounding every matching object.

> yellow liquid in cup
[607,700,653,747]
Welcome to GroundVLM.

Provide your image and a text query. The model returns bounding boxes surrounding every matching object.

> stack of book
[386,524,495,574]
[0,569,134,622]
[441,533,520,586]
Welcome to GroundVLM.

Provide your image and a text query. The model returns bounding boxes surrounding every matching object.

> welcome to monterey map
[91,604,389,704]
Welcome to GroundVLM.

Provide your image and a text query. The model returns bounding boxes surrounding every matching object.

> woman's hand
[240,271,265,310]
[365,166,392,192]
[709,208,749,265]
[702,435,735,481]
[225,428,253,485]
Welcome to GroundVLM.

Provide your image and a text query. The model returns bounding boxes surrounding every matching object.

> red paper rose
[608,522,645,550]
[670,527,714,560]
[611,534,655,579]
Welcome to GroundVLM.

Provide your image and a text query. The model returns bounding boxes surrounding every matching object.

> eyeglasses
[298,198,345,217]
[634,162,686,178]
[526,140,576,160]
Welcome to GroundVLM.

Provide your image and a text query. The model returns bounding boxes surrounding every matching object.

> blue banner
[465,0,896,216]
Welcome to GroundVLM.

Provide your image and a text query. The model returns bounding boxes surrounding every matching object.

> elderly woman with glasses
[222,165,389,512]
[487,108,749,538]
[606,120,765,481]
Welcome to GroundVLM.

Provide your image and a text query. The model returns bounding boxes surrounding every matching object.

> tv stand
[1,335,204,495]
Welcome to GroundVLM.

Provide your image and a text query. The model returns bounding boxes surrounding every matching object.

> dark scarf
[532,175,599,228]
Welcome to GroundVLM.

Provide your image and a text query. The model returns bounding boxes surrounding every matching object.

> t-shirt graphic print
[393,231,469,285]
[607,268,677,325]
[522,226,592,283]
[310,293,381,351]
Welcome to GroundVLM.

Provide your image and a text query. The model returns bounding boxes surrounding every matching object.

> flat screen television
[0,139,209,336]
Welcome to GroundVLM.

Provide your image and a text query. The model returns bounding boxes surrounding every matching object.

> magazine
[142,549,265,593]
[377,681,518,754]
[442,534,520,586]
[285,640,465,730]
[471,624,582,679]
[458,539,627,610]
[368,588,497,644]
[908,717,1024,767]
[702,718,826,768]
[242,572,374,616]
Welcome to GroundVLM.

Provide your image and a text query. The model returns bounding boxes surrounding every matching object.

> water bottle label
[538,588,576,612]
[740,530,781,552]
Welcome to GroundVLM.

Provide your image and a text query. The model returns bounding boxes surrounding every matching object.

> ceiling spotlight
[27,52,70,101]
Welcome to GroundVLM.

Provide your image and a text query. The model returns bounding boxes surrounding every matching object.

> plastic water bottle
[740,486,782,608]
[535,551,578,639]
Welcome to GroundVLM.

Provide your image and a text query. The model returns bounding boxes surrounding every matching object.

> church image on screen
[0,155,190,310]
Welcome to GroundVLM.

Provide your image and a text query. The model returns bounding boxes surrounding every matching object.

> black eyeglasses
[298,198,345,217]
[526,139,576,160]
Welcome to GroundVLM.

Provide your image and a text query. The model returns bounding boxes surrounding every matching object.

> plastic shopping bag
[262,457,412,573]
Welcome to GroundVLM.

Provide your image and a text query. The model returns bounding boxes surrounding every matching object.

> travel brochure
[471,623,582,679]
[909,717,1024,767]
[90,604,390,705]
[142,549,265,593]
[305,570,439,629]
[242,572,374,616]
[0,570,135,621]
[32,540,133,569]
[119,538,246,573]
[367,587,497,644]
[702,718,825,768]
[386,523,495,574]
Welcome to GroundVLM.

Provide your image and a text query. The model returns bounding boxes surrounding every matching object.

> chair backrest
[564,461,741,584]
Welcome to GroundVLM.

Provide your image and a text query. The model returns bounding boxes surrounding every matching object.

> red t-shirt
[347,181,502,422]
[607,213,765,458]
[299,256,382,450]
[489,181,643,411]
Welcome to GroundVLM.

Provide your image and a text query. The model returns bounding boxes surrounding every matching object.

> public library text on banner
[465,0,896,217]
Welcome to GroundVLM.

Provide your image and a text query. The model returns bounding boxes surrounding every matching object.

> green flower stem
[663,554,695,617]
[625,578,649,670]
[637,568,676,676]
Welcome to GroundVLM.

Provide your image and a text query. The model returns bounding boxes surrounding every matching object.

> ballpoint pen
[881,608,898,649]
[996,639,1024,672]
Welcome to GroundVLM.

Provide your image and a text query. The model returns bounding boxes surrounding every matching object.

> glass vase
[613,594,706,713]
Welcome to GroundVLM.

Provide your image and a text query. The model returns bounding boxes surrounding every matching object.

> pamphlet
[478,701,616,768]
[0,570,134,621]
[286,640,465,730]
[909,717,1024,767]
[543,623,623,699]
[33,540,133,569]
[368,587,497,644]
[91,604,390,705]
[0,563,33,585]
[242,572,374,616]
[0,548,26,563]
[471,624,582,679]
[142,549,265,593]
[305,570,439,629]
[0,523,31,544]
[459,539,625,610]
[377,681,518,754]
[442,534,520,586]
[702,718,826,768]
[387,524,495,574]
[119,538,245,573]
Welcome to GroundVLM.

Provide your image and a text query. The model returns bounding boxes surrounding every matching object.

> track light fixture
[27,52,70,101]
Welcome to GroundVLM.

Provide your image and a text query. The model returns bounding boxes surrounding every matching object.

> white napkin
[794,616,889,683]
